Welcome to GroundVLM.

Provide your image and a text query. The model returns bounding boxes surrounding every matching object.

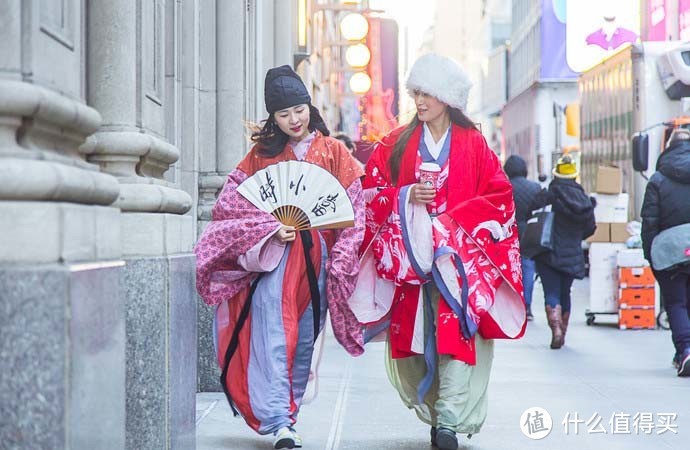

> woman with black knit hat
[534,155,596,349]
[354,53,526,450]
[195,65,365,449]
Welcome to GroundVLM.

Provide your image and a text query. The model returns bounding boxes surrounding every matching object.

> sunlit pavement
[197,278,690,449]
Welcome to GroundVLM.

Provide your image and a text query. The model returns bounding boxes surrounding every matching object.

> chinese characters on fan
[257,172,341,219]
[259,172,277,203]
[311,193,340,217]
[289,174,306,196]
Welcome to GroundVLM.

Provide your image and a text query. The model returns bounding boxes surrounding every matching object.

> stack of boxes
[617,249,656,329]
[589,242,627,314]
[587,166,631,316]
[587,166,630,244]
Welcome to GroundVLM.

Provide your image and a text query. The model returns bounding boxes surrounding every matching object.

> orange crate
[618,288,655,309]
[618,266,655,288]
[618,308,656,330]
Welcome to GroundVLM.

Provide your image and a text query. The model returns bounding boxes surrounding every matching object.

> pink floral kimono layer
[350,124,527,427]
[195,132,365,435]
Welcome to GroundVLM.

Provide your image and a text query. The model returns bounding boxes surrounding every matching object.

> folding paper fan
[237,160,355,230]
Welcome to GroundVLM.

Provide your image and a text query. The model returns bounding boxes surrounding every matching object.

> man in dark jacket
[504,155,547,321]
[641,131,690,376]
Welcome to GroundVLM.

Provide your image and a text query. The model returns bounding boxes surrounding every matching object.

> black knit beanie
[264,65,312,114]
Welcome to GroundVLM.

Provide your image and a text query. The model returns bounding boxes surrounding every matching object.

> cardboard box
[589,283,619,313]
[596,166,622,194]
[619,308,656,330]
[610,223,631,243]
[592,193,629,223]
[588,243,627,313]
[619,266,656,288]
[618,287,656,309]
[587,223,610,242]
[617,248,649,267]
[589,243,628,268]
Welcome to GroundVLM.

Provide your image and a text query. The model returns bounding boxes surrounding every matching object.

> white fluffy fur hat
[406,53,472,112]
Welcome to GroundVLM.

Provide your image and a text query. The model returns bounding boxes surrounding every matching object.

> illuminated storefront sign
[647,0,667,41]
[680,0,690,41]
[565,0,640,72]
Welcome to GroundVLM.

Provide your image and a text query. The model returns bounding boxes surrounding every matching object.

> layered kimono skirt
[214,233,328,434]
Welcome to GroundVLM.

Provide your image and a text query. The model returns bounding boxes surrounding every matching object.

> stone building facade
[0,1,346,448]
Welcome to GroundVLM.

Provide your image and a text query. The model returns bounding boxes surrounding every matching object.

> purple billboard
[541,0,579,79]
[541,0,640,77]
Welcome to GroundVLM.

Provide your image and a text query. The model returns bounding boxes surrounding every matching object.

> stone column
[0,1,125,449]
[83,1,196,449]
[194,0,252,393]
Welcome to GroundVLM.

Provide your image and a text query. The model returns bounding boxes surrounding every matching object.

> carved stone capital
[197,174,225,221]
[0,80,119,205]
[81,131,192,214]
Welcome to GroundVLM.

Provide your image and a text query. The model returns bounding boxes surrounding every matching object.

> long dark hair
[251,104,330,158]
[389,107,478,184]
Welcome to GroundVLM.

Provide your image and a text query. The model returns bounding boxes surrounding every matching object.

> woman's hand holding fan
[276,225,296,242]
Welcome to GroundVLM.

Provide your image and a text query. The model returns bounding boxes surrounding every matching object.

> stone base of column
[0,261,126,450]
[197,294,222,392]
[0,202,122,263]
[121,213,195,257]
[196,173,225,392]
[123,254,197,450]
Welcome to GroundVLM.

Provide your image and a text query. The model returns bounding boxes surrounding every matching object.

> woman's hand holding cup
[411,183,436,204]
[412,162,441,204]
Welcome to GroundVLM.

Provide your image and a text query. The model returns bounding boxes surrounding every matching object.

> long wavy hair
[389,107,478,184]
[250,104,330,158]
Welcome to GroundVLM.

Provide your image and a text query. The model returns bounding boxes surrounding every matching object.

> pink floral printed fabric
[195,169,281,306]
[326,179,365,356]
[194,169,366,356]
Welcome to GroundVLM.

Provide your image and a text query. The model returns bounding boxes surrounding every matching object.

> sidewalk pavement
[197,278,690,450]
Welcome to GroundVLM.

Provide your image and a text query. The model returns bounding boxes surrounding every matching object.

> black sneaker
[678,348,690,377]
[435,428,458,450]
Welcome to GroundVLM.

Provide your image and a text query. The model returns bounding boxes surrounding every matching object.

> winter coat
[641,140,690,265]
[504,155,548,245]
[535,177,596,279]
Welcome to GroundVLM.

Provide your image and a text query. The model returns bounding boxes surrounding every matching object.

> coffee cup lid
[419,162,441,172]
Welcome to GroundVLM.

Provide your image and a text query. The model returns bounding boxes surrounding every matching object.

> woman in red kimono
[353,54,526,450]
[195,65,365,449]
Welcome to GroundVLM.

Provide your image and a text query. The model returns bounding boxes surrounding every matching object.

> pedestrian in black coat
[504,155,548,321]
[535,155,596,349]
[641,130,690,376]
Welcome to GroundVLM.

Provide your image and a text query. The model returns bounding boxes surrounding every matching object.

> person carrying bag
[521,205,554,259]
[534,155,596,349]
[642,128,690,377]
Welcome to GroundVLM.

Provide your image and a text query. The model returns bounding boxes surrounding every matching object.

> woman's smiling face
[274,104,311,140]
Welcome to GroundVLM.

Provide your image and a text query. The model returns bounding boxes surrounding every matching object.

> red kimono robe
[195,132,365,434]
[356,123,526,365]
